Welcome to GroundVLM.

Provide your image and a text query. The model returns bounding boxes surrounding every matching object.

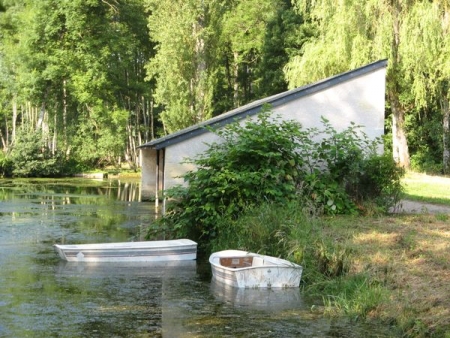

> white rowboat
[209,250,302,288]
[54,239,197,262]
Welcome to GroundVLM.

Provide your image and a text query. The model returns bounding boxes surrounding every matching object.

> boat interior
[219,256,265,269]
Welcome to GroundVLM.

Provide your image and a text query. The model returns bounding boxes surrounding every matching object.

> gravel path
[392,199,450,214]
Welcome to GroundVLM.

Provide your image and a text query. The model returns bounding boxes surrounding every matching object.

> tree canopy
[0,0,449,175]
[284,0,450,171]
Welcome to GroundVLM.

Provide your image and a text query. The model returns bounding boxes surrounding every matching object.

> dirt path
[392,200,450,214]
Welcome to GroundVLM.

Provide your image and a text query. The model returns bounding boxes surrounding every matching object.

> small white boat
[54,239,197,262]
[209,250,302,288]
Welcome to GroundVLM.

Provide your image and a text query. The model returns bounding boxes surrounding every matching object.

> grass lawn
[402,172,450,206]
[327,213,450,337]
[323,172,450,337]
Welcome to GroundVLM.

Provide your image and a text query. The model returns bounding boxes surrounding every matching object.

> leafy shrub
[356,152,404,210]
[314,119,404,213]
[8,129,67,177]
[151,109,404,245]
[410,150,442,174]
[157,108,309,242]
[0,151,13,177]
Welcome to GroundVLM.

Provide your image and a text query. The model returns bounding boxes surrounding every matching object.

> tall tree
[253,0,306,99]
[145,0,298,134]
[284,0,415,168]
[146,0,215,134]
[0,0,154,169]
[220,0,286,107]
[399,1,450,172]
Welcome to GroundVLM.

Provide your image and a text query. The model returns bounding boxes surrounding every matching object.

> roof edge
[138,59,387,150]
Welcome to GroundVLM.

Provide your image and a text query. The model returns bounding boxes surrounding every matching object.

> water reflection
[54,260,198,337]
[0,178,158,337]
[210,280,304,312]
[56,260,197,278]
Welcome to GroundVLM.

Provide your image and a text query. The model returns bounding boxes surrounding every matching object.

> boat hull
[210,279,304,311]
[54,239,197,262]
[209,250,302,288]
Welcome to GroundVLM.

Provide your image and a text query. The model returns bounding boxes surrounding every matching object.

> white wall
[140,147,157,201]
[164,132,220,189]
[279,67,385,141]
[143,66,386,198]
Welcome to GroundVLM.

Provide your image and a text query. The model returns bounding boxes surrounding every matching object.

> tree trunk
[389,91,410,168]
[233,51,239,106]
[12,98,17,146]
[1,116,7,151]
[388,0,410,169]
[150,98,154,141]
[192,15,207,123]
[36,103,45,130]
[63,79,68,150]
[442,97,450,174]
[52,113,57,155]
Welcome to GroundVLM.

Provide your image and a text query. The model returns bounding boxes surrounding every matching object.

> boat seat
[220,257,253,268]
[252,256,264,267]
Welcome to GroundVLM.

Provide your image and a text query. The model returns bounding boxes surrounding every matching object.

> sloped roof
[138,59,387,150]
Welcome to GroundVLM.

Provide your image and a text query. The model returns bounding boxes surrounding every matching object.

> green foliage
[407,108,443,174]
[8,129,67,177]
[303,118,404,214]
[286,0,450,170]
[209,200,316,257]
[71,107,128,168]
[254,1,309,98]
[146,0,214,133]
[1,0,448,175]
[0,151,12,177]
[410,151,442,175]
[151,109,404,246]
[158,108,308,242]
[357,153,405,209]
[0,0,153,170]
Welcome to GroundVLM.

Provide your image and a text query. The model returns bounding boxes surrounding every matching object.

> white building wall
[140,148,157,201]
[164,132,220,189]
[164,68,386,189]
[147,66,386,197]
[279,67,385,141]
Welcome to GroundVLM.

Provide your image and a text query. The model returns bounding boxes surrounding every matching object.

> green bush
[8,129,68,177]
[410,150,442,174]
[151,109,404,245]
[157,108,309,242]
[0,151,13,177]
[357,152,405,210]
[310,118,404,214]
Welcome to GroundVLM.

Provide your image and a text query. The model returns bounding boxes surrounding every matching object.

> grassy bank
[310,172,450,337]
[316,213,450,337]
[205,172,450,337]
[211,209,450,337]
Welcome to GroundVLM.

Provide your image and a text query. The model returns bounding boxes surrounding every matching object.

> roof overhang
[138,59,388,150]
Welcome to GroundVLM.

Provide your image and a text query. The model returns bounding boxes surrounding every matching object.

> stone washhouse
[138,60,388,203]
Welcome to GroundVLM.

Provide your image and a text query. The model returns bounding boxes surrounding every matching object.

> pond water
[0,179,395,337]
